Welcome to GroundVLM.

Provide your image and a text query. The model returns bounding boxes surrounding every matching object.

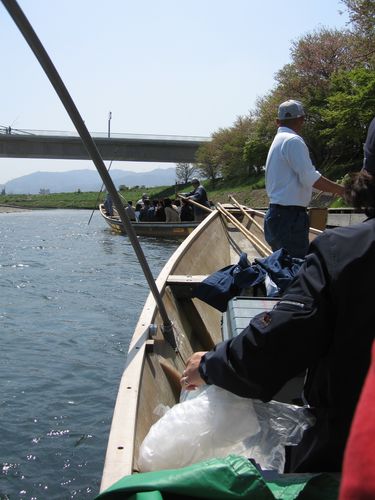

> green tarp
[96,455,340,500]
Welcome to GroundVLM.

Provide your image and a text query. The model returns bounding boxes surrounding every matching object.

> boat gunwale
[100,210,222,491]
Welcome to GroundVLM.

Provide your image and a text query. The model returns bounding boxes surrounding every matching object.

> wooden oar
[217,203,271,257]
[218,203,271,257]
[177,194,213,213]
[4,0,177,349]
[229,195,266,235]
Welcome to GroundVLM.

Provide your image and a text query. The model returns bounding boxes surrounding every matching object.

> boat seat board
[166,275,209,299]
[167,275,208,284]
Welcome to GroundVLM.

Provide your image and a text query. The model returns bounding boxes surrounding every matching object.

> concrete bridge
[0,127,211,163]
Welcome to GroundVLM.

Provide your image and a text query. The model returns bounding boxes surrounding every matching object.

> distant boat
[99,203,198,239]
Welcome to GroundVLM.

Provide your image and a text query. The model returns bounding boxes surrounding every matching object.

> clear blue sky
[0,0,349,184]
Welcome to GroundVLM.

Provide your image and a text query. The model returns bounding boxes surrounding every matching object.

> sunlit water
[0,209,178,499]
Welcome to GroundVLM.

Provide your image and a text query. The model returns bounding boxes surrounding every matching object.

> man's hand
[180,351,207,390]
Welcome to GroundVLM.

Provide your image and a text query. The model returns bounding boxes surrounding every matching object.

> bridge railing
[0,125,210,142]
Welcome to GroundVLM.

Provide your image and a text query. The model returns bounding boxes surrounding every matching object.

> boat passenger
[139,199,151,221]
[173,199,182,215]
[134,203,142,222]
[264,99,344,258]
[148,200,158,220]
[164,198,180,222]
[184,178,210,222]
[136,193,149,207]
[180,198,194,221]
[180,117,375,475]
[154,200,166,222]
[125,200,136,221]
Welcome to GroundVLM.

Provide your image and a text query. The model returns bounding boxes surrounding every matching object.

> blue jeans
[264,205,309,258]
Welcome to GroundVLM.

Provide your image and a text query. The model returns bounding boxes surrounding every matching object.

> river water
[0,209,179,499]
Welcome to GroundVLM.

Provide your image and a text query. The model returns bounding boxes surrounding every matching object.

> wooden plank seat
[166,274,208,298]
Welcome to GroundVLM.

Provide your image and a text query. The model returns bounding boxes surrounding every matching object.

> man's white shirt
[265,126,321,207]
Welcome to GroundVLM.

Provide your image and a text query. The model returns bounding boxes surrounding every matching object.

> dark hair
[278,117,304,127]
[163,198,172,207]
[344,170,375,217]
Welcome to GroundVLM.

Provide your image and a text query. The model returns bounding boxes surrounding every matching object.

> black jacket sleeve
[364,117,375,173]
[199,236,334,401]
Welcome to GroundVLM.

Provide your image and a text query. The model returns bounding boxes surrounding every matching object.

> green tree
[243,133,270,175]
[195,141,221,186]
[198,116,256,182]
[259,28,362,169]
[341,0,375,67]
[195,2,374,182]
[343,0,375,33]
[319,67,375,165]
[217,116,255,180]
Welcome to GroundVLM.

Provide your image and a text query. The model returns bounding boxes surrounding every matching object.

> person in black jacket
[180,117,375,473]
[364,117,375,172]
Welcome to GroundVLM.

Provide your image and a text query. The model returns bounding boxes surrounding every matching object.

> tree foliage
[341,0,375,67]
[320,68,375,163]
[195,1,375,183]
[195,140,222,186]
[195,116,256,183]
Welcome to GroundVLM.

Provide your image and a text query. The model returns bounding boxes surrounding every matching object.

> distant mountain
[4,168,177,194]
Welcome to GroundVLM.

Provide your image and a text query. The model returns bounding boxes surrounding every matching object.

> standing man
[264,100,344,258]
[184,178,210,222]
[103,191,113,216]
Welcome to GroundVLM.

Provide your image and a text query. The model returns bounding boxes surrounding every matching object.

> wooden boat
[99,203,198,239]
[99,206,324,496]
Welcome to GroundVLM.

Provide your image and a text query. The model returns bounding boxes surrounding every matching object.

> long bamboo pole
[88,159,114,225]
[228,195,267,235]
[217,203,271,257]
[2,0,177,349]
[177,194,213,213]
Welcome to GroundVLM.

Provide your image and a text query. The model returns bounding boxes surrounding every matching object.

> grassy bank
[0,178,270,210]
[0,176,345,210]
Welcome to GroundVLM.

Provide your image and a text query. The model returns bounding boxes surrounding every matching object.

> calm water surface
[0,209,179,499]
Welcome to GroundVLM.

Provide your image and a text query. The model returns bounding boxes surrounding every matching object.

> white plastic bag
[243,400,315,472]
[138,385,260,472]
[138,385,315,473]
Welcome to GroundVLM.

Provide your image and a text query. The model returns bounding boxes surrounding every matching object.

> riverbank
[0,205,32,213]
[0,185,344,211]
